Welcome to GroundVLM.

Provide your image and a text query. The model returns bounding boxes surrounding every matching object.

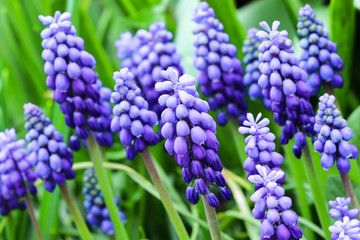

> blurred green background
[1,0,360,239]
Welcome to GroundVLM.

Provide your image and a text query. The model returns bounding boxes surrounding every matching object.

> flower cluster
[115,22,183,116]
[313,94,358,173]
[0,129,37,216]
[83,168,126,235]
[39,11,113,150]
[256,21,315,158]
[298,4,344,95]
[156,67,231,208]
[329,197,359,220]
[239,113,303,239]
[242,28,262,100]
[24,103,75,192]
[191,2,247,126]
[329,216,360,239]
[111,68,159,160]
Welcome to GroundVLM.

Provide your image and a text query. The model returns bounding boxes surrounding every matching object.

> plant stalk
[86,132,129,240]
[340,172,360,210]
[202,196,222,240]
[23,193,44,240]
[303,143,330,239]
[58,183,92,240]
[141,148,190,240]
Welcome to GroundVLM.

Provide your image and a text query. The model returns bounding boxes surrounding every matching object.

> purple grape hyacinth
[39,11,113,150]
[239,113,303,239]
[0,129,37,216]
[156,67,231,208]
[329,197,359,220]
[298,4,344,95]
[24,103,75,192]
[192,2,247,126]
[83,168,126,235]
[256,21,316,158]
[329,216,360,240]
[242,29,263,100]
[313,94,358,173]
[115,22,183,116]
[110,68,159,160]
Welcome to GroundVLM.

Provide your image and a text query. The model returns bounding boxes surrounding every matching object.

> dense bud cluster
[111,68,159,160]
[115,22,183,116]
[0,129,37,215]
[191,2,247,126]
[83,168,126,235]
[39,11,113,150]
[256,21,315,158]
[297,4,344,95]
[313,94,358,173]
[24,103,75,192]
[239,113,303,239]
[156,67,231,208]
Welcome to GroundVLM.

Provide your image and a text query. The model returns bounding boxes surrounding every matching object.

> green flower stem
[303,143,330,239]
[140,148,190,240]
[23,193,44,240]
[58,183,92,240]
[323,82,341,111]
[86,132,129,240]
[340,172,360,211]
[202,196,221,240]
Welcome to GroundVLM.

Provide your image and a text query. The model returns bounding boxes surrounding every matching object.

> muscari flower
[0,129,37,216]
[115,22,183,116]
[83,168,126,235]
[298,4,344,95]
[313,94,358,173]
[24,103,75,192]
[39,11,113,150]
[257,21,315,158]
[156,67,231,208]
[192,2,247,126]
[329,216,360,240]
[110,68,159,160]
[329,197,359,220]
[239,113,303,239]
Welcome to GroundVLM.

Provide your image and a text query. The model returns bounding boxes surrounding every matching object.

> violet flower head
[192,2,247,126]
[313,94,358,173]
[24,103,75,192]
[39,11,113,150]
[329,197,359,220]
[242,28,264,101]
[329,216,360,240]
[256,21,316,158]
[156,67,231,208]
[239,113,303,239]
[110,68,159,160]
[298,4,344,95]
[83,168,126,235]
[0,129,37,216]
[115,22,183,116]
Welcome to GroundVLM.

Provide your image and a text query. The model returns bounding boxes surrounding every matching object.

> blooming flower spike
[329,197,359,220]
[115,22,183,116]
[239,113,303,239]
[24,103,75,192]
[329,216,360,240]
[156,67,231,208]
[110,68,159,160]
[192,2,247,126]
[0,129,37,215]
[257,20,315,158]
[314,94,358,173]
[83,168,126,235]
[39,11,113,150]
[298,5,344,95]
